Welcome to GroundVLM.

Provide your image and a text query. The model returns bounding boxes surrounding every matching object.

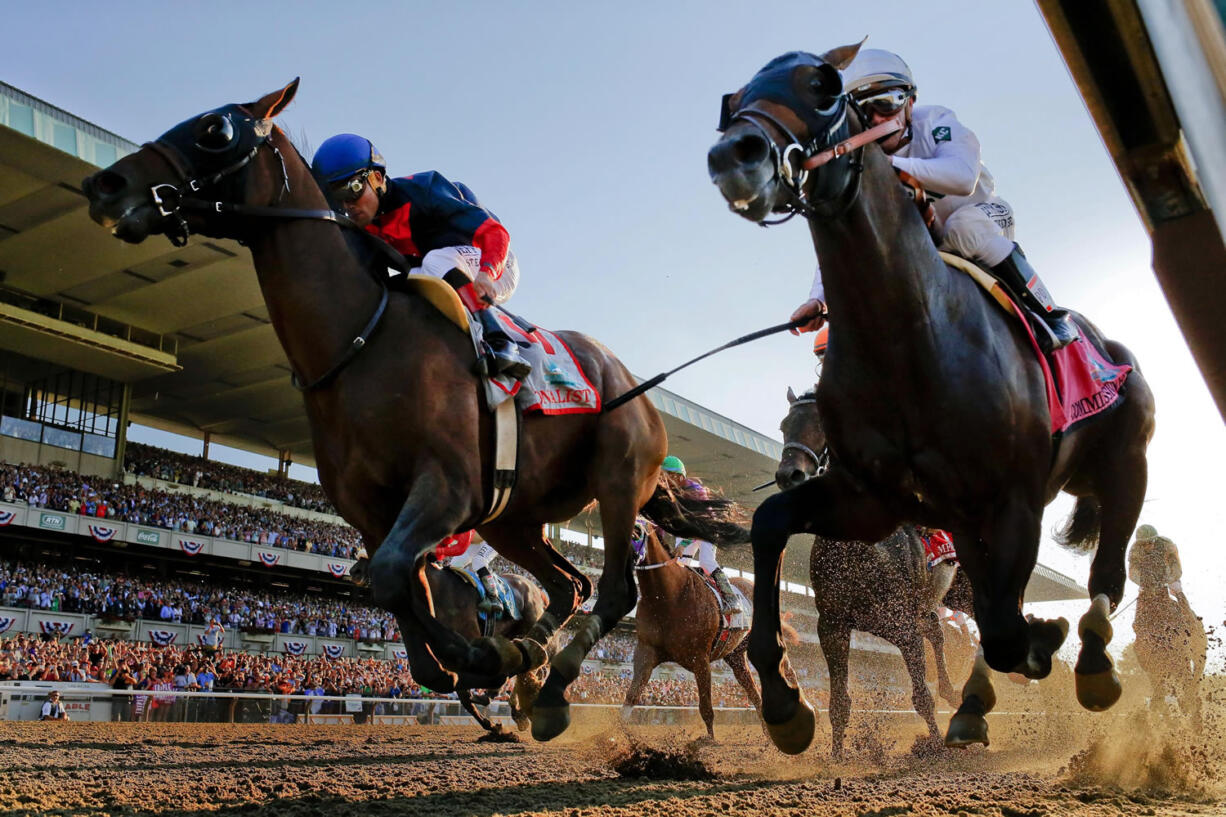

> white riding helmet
[842,49,916,98]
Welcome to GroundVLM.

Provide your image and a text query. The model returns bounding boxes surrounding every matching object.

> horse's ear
[819,37,867,71]
[787,386,798,404]
[250,78,300,120]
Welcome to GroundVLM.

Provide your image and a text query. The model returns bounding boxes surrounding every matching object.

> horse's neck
[810,145,946,374]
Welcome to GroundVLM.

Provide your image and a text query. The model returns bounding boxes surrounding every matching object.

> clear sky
[5,1,1223,660]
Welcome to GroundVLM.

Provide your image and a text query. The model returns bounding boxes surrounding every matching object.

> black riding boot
[476,566,504,617]
[989,244,1079,354]
[476,308,531,380]
[711,567,742,613]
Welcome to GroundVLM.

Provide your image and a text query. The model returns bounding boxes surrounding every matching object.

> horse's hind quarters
[763,694,816,755]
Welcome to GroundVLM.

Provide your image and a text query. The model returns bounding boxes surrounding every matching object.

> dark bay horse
[427,565,550,736]
[621,522,764,740]
[777,388,970,758]
[1128,531,1207,730]
[82,80,746,742]
[708,48,1155,753]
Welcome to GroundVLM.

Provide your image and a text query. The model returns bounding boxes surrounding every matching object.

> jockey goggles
[330,169,373,204]
[855,87,913,117]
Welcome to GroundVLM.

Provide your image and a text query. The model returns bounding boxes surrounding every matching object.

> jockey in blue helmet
[311,133,529,379]
[661,456,742,612]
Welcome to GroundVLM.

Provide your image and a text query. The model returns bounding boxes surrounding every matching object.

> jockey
[661,456,742,613]
[789,49,1079,354]
[311,133,530,379]
[439,531,504,616]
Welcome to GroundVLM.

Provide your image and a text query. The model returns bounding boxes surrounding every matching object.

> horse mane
[641,471,751,546]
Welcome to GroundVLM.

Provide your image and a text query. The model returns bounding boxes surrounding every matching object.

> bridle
[134,104,403,392]
[630,520,681,571]
[782,395,830,481]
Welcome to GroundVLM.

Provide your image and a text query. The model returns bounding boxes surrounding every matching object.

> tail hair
[1053,496,1101,555]
[640,471,751,546]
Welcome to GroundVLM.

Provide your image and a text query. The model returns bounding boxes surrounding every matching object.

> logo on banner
[391,647,407,659]
[136,529,161,545]
[283,639,309,656]
[88,524,118,543]
[322,643,345,659]
[39,513,65,530]
[39,620,74,637]
[179,538,205,556]
[0,616,16,634]
[148,630,178,647]
[0,510,14,526]
[327,563,349,577]
[257,551,281,567]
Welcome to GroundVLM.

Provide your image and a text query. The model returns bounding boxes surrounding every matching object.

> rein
[635,555,681,571]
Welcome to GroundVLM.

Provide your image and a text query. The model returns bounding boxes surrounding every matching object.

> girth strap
[481,398,520,523]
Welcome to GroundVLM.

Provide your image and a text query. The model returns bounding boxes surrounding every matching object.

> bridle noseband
[782,396,830,481]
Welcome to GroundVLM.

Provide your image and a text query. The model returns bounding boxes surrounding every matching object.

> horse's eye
[194,113,236,153]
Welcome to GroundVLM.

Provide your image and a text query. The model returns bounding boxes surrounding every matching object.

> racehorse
[427,564,550,736]
[1128,531,1207,730]
[621,521,765,741]
[82,80,748,743]
[777,388,970,758]
[708,47,1155,753]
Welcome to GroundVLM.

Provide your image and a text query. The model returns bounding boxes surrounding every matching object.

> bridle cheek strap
[803,116,904,171]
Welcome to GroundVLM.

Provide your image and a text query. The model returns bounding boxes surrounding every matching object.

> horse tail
[640,471,751,545]
[1054,496,1101,554]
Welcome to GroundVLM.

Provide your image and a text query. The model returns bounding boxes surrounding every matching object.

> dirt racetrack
[0,705,1222,817]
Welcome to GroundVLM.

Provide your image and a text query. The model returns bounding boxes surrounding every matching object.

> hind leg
[896,630,942,747]
[818,614,852,761]
[724,648,762,714]
[690,659,717,741]
[919,611,958,707]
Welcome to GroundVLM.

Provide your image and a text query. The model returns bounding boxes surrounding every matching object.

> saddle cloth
[687,565,751,632]
[939,252,1131,435]
[921,529,957,568]
[447,566,521,623]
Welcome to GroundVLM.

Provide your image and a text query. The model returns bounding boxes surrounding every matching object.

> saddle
[443,564,521,628]
[686,565,751,639]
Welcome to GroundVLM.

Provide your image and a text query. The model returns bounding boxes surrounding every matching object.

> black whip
[603,318,806,413]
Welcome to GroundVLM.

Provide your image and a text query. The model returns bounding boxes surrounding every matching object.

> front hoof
[530,702,571,742]
[1075,668,1121,712]
[475,636,524,676]
[476,724,521,743]
[945,712,989,748]
[763,697,816,755]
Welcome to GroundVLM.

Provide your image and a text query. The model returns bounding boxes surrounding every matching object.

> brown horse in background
[709,48,1155,754]
[1128,530,1207,730]
[427,565,550,737]
[777,388,974,758]
[621,522,764,741]
[82,80,747,743]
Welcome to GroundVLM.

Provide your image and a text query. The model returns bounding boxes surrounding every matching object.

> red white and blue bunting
[282,639,309,656]
[391,647,407,660]
[0,510,15,526]
[321,643,345,659]
[257,551,281,567]
[38,620,74,637]
[178,539,205,556]
[148,630,178,647]
[326,563,348,577]
[88,524,118,543]
[0,616,16,634]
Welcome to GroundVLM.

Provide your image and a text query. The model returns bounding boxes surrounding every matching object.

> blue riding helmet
[311,133,386,184]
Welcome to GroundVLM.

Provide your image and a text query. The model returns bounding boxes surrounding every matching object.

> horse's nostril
[733,132,770,166]
[91,170,128,198]
[789,470,808,487]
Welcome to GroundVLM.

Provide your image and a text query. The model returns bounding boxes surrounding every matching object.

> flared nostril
[732,132,770,166]
[89,170,129,198]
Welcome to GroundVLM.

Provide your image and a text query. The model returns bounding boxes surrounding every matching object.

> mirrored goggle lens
[858,89,911,116]
[330,173,368,204]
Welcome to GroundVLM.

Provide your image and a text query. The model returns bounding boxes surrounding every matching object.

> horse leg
[818,614,852,761]
[919,611,958,706]
[621,642,659,724]
[533,488,640,742]
[946,646,998,747]
[724,648,762,715]
[691,659,717,741]
[897,630,942,748]
[457,689,497,733]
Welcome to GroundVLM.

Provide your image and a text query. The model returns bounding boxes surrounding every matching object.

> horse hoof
[1075,668,1122,712]
[763,697,816,755]
[530,702,571,742]
[475,636,524,676]
[513,637,549,672]
[945,712,989,748]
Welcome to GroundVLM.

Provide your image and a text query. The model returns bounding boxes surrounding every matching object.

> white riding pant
[680,539,718,574]
[938,199,1016,268]
[419,245,520,305]
[450,541,497,572]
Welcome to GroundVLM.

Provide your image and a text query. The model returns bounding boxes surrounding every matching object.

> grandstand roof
[0,82,1084,603]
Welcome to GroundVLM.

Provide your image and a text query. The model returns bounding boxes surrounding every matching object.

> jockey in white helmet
[790,48,1078,354]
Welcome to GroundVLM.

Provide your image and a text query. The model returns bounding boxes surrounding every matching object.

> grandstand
[0,80,1086,720]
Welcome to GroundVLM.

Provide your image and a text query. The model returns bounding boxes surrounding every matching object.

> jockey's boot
[711,567,742,613]
[989,244,1079,354]
[476,566,505,617]
[476,308,531,380]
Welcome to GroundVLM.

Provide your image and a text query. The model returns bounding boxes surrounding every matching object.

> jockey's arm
[789,265,827,334]
[424,172,511,284]
[889,113,982,197]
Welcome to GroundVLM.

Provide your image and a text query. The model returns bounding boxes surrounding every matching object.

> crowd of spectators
[123,443,336,513]
[0,560,397,641]
[0,461,360,559]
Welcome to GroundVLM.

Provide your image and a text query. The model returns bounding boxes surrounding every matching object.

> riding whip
[603,318,806,413]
